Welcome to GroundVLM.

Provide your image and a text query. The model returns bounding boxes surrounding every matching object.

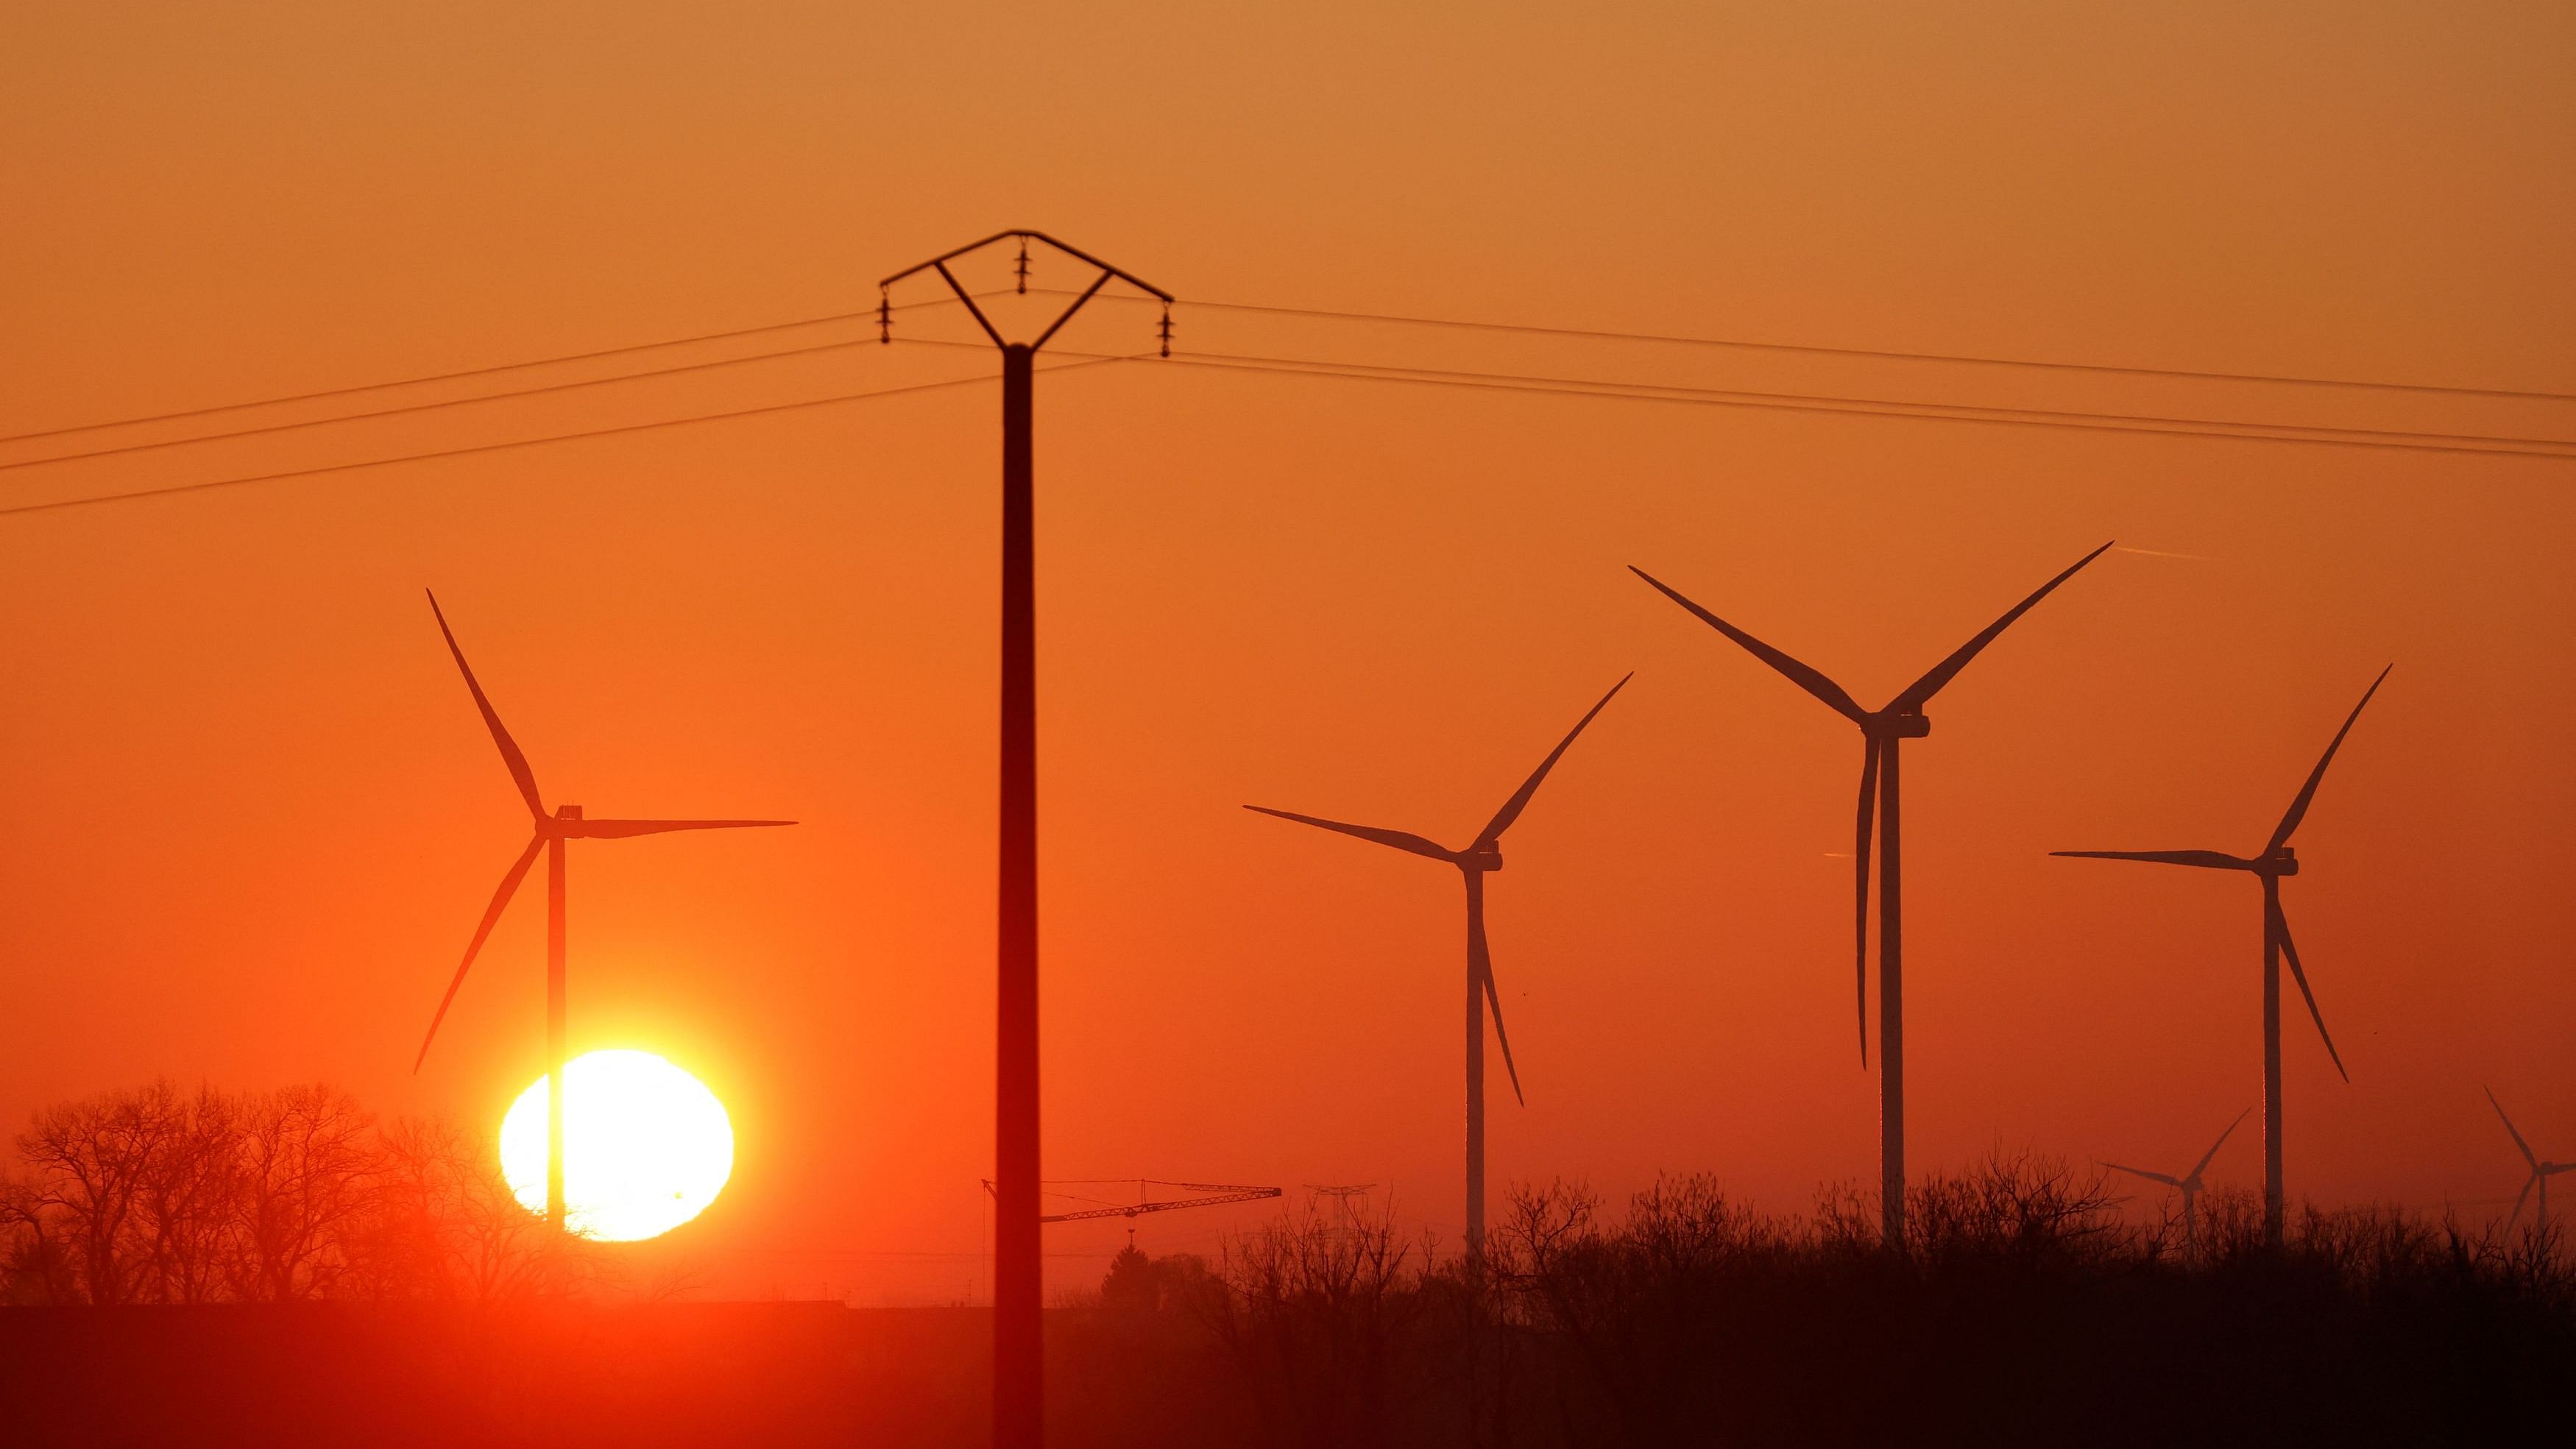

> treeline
[0,1080,586,1305]
[1058,1154,2576,1448]
[9,1084,2575,1445]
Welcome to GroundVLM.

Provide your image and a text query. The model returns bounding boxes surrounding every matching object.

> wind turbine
[1246,674,1630,1254]
[2101,1107,2250,1260]
[2053,667,2389,1247]
[1632,542,2112,1247]
[411,592,793,1232]
[2485,1087,2572,1232]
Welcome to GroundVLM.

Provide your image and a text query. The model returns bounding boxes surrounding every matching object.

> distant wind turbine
[2101,1107,2250,1260]
[1247,674,1630,1254]
[412,592,793,1231]
[1632,542,2112,1248]
[2054,667,2389,1247]
[2485,1087,2572,1231]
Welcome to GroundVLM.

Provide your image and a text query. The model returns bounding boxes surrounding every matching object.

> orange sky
[4,4,2572,1300]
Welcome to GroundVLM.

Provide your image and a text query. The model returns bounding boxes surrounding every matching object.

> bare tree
[0,1171,78,1304]
[10,1083,591,1305]
[15,1081,188,1303]
[131,1081,244,1304]
[232,1084,378,1301]
[1206,1202,1426,1449]
[350,1116,598,1302]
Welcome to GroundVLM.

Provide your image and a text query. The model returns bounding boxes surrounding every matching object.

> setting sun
[500,1049,735,1242]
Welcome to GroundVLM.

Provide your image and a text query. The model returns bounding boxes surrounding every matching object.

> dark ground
[0,1303,988,1448]
[4,1275,2570,1449]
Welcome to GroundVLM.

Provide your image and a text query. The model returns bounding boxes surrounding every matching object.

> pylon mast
[880,233,1170,1449]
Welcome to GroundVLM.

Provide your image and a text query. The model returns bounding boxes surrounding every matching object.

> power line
[10,318,2569,522]
[0,293,983,447]
[0,335,974,474]
[0,355,1128,519]
[1131,350,2576,461]
[1057,289,2576,405]
[19,283,2563,458]
[1167,347,2576,449]
[29,330,2562,481]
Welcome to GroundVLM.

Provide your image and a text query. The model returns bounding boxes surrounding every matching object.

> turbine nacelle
[1871,711,1931,740]
[1632,543,2115,1078]
[2260,846,2299,878]
[1242,672,1633,1163]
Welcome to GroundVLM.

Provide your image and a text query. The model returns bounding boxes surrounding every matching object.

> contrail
[2113,545,2216,562]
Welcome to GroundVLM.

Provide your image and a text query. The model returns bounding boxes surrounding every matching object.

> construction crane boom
[981,1178,1284,1223]
[1042,1183,1281,1222]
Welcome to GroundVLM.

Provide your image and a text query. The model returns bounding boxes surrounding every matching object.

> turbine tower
[411,592,792,1232]
[2053,667,2389,1247]
[2100,1106,2250,1260]
[2486,1087,2572,1231]
[1633,543,2111,1248]
[1248,674,1630,1253]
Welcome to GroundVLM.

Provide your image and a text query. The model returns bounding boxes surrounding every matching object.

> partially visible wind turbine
[412,592,793,1231]
[2485,1087,2573,1232]
[2101,1107,2250,1260]
[1633,542,2112,1248]
[1247,674,1630,1255]
[2054,667,2389,1247]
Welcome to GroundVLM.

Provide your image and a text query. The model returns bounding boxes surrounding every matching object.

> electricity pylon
[880,233,1170,1449]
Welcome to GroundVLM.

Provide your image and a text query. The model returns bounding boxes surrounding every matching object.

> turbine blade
[2486,1087,2541,1171]
[1245,806,1451,862]
[2100,1161,2182,1188]
[1853,738,1879,1068]
[2189,1106,2254,1181]
[1894,542,2114,709]
[2268,894,2347,1082]
[1476,673,1632,847]
[1468,888,1523,1106]
[1482,968,1524,1108]
[426,592,545,819]
[1628,567,1867,723]
[2050,849,2248,870]
[573,818,796,839]
[2509,1174,2535,1229]
[413,834,543,1072]
[2268,665,2393,852]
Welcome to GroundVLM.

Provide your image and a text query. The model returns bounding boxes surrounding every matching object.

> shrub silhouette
[5,1088,2572,1447]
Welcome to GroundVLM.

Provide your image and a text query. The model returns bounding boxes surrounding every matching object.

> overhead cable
[0,293,983,447]
[1055,290,2576,405]
[0,356,1128,519]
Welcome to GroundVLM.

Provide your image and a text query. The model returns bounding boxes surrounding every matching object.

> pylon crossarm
[882,232,1173,355]
[1031,272,1114,350]
[933,261,1007,347]
[880,229,1172,302]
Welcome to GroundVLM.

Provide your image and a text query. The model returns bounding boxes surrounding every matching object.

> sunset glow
[6,4,2574,1437]
[499,1049,734,1242]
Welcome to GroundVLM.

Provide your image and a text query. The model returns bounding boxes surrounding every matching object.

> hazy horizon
[4,2,2572,1303]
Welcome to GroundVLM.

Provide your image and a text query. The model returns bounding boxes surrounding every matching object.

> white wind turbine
[2486,1087,2573,1232]
[2101,1107,2251,1259]
[1247,674,1630,1255]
